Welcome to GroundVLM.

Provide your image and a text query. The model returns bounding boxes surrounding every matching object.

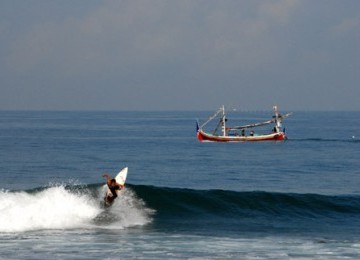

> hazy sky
[1,0,359,111]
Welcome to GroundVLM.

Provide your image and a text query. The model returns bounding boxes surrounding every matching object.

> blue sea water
[0,110,360,259]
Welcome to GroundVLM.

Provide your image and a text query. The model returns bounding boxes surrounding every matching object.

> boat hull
[197,129,286,142]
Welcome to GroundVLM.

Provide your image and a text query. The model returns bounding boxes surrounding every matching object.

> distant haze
[1,0,359,111]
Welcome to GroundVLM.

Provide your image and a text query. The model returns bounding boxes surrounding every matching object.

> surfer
[102,173,124,204]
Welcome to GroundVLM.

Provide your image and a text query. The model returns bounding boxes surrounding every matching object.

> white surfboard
[105,167,128,199]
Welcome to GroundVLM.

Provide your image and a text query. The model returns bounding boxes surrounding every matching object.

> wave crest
[0,185,153,233]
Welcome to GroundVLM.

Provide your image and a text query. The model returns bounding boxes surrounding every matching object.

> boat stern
[274,132,287,140]
[196,121,204,142]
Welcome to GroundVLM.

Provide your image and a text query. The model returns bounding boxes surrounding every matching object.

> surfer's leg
[107,196,115,203]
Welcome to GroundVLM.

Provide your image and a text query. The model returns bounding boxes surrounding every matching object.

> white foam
[0,186,100,232]
[0,185,153,233]
[97,185,154,229]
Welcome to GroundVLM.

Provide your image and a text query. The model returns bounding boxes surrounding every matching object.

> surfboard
[104,167,128,205]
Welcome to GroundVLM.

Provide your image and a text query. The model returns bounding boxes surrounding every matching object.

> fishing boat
[196,105,291,142]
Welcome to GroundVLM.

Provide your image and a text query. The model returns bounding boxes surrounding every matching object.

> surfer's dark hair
[111,179,116,183]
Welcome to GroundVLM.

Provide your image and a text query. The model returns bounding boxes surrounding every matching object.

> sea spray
[94,185,154,229]
[0,186,100,232]
[0,184,154,233]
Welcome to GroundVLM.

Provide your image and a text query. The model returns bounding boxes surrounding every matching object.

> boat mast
[221,105,226,136]
[273,105,282,132]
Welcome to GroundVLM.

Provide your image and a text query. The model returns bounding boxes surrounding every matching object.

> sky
[0,0,359,111]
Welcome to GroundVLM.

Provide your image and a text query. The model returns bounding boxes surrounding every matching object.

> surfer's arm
[102,173,113,186]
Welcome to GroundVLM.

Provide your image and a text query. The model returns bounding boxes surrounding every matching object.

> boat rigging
[196,105,292,142]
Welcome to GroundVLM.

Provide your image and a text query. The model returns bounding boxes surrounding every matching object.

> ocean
[0,110,359,259]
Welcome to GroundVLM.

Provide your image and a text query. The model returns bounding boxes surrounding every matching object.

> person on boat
[241,129,245,136]
[250,130,255,136]
[102,173,124,204]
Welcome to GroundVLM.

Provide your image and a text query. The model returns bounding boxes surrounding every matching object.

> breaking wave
[2,183,360,235]
[0,184,153,233]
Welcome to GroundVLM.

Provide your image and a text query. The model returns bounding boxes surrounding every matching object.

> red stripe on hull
[197,129,286,142]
